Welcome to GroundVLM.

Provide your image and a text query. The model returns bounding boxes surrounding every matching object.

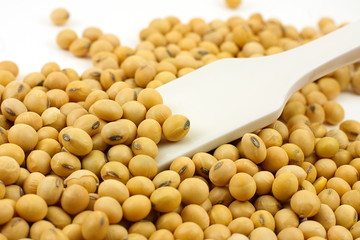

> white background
[0,0,359,122]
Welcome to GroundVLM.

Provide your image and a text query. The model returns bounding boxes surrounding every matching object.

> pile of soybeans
[0,4,360,240]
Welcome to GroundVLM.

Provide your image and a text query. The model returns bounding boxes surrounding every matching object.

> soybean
[50,8,69,26]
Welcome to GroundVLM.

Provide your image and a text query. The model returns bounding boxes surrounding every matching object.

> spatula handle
[280,19,360,95]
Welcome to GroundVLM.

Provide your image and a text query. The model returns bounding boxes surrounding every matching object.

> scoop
[156,20,360,170]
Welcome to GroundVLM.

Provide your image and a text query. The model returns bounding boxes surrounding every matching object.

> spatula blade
[156,57,287,170]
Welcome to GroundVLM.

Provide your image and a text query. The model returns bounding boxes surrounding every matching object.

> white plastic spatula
[156,20,360,170]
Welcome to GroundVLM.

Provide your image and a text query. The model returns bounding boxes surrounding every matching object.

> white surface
[1,0,360,168]
[1,0,360,77]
